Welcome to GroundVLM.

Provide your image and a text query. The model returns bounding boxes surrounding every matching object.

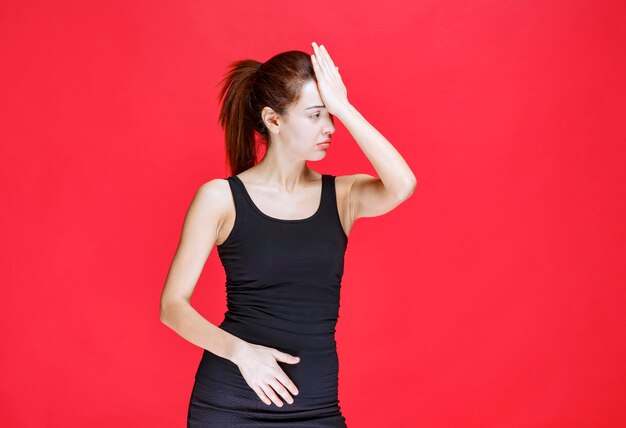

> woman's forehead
[297,81,324,109]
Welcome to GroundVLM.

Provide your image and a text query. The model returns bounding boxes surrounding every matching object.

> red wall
[2,1,625,427]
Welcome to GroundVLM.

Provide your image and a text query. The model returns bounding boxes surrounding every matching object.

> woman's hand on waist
[231,341,301,407]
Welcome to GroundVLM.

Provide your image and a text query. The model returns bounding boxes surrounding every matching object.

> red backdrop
[2,1,625,427]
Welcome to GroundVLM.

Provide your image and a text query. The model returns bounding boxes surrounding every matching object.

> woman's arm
[161,301,247,362]
[336,102,417,216]
[160,180,302,406]
[311,43,417,221]
[160,180,247,363]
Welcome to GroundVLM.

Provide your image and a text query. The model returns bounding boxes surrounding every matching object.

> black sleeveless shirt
[194,173,349,406]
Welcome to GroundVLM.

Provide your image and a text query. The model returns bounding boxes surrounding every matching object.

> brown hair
[215,50,316,175]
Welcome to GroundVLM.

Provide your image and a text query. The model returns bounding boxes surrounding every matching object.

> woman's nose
[325,117,336,134]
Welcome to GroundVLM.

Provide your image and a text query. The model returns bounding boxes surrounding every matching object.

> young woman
[160,42,417,427]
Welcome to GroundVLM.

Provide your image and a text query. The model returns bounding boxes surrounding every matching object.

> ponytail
[215,50,316,175]
[216,59,262,175]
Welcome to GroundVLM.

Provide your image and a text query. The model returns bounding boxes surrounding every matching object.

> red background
[2,1,625,427]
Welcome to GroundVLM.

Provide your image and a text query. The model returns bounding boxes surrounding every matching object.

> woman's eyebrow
[305,105,326,110]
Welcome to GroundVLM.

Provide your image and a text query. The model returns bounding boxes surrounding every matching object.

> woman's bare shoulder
[196,178,232,202]
[193,178,234,220]
[193,178,236,244]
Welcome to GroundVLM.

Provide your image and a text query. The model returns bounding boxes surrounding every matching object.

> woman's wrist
[229,337,251,366]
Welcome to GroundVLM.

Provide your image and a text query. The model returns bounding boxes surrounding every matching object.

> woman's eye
[312,113,320,119]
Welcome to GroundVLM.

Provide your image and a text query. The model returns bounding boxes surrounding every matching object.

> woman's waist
[195,347,340,405]
[219,316,337,351]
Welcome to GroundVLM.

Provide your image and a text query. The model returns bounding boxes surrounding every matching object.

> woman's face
[273,80,336,160]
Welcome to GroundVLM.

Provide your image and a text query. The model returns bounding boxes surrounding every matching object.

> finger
[253,384,272,405]
[276,370,299,396]
[312,55,325,78]
[272,349,301,364]
[261,383,284,407]
[335,65,343,80]
[320,45,336,68]
[313,43,329,71]
[268,377,294,404]
[316,44,332,74]
[311,54,325,79]
[321,46,342,80]
[311,54,321,73]
[312,44,337,83]
[319,45,337,77]
[311,42,321,64]
[312,41,322,61]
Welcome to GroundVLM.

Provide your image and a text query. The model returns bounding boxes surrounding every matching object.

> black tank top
[194,173,349,406]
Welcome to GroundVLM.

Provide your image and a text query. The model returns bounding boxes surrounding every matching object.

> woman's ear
[261,106,284,134]
[261,106,281,135]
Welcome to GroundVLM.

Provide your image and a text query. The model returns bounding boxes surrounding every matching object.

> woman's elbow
[160,299,170,324]
[160,296,182,325]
